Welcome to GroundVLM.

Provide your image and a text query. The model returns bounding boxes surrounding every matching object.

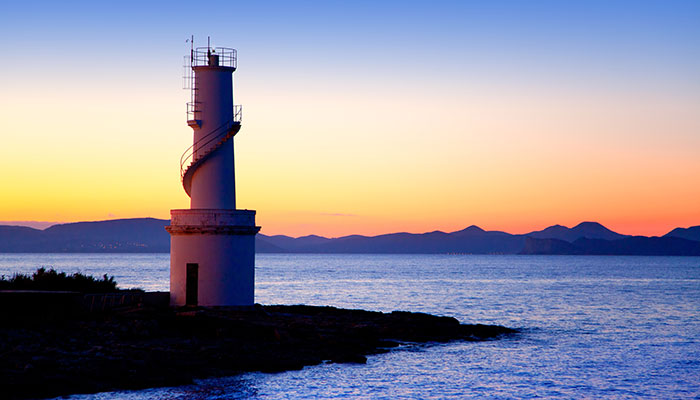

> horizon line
[2,218,697,239]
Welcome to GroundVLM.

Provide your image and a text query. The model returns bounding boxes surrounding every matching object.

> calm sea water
[1,254,699,399]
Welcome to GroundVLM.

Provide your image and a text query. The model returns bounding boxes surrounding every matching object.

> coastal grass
[0,267,121,292]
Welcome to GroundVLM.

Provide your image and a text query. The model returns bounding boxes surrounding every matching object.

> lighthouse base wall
[167,209,260,306]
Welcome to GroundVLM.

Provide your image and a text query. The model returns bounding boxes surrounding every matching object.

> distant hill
[294,227,525,254]
[526,222,627,242]
[1,219,699,255]
[522,236,700,256]
[664,226,700,242]
[520,237,578,255]
[0,226,46,252]
[254,236,288,253]
[0,218,170,252]
[258,234,332,252]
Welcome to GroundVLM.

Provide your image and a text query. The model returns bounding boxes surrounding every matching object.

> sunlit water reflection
[1,254,698,399]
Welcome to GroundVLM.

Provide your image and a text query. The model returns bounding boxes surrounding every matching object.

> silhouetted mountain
[47,218,170,248]
[283,227,525,254]
[527,222,627,242]
[521,236,700,256]
[258,234,332,252]
[0,219,284,253]
[9,218,171,252]
[453,225,486,235]
[0,226,46,252]
[664,226,700,242]
[1,219,699,255]
[255,235,289,253]
[521,237,578,255]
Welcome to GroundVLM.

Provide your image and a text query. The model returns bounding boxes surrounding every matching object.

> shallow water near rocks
[2,254,699,399]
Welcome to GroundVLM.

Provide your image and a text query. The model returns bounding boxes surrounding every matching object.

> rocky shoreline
[1,304,516,399]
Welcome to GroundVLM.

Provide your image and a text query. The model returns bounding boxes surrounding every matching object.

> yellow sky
[1,2,699,238]
[2,74,698,237]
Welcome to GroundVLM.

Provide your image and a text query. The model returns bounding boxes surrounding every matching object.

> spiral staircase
[180,114,241,197]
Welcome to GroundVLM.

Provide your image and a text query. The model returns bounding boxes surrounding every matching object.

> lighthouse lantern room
[166,38,260,306]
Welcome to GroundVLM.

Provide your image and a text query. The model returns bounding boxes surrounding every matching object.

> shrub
[0,267,120,293]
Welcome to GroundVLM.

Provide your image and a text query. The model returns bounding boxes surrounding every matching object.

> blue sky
[1,1,699,236]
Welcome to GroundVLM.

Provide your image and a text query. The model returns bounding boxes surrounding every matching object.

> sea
[1,254,699,399]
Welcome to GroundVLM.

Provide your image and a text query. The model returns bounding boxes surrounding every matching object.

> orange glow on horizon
[2,26,698,240]
[2,212,696,239]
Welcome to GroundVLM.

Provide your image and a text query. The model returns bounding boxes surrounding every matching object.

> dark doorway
[186,263,198,306]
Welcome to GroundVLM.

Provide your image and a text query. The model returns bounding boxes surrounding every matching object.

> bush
[0,267,120,293]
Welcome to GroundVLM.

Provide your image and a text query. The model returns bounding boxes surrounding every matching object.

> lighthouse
[166,40,260,306]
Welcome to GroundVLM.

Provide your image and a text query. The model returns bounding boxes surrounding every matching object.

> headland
[1,300,516,399]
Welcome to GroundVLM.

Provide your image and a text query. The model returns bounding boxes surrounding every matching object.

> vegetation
[0,268,120,292]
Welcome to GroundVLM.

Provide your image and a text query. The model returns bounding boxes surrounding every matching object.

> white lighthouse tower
[166,40,259,306]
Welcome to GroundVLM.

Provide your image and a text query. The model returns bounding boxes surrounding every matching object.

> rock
[0,304,517,400]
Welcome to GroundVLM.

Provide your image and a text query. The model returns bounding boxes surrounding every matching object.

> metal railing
[192,47,237,68]
[180,105,243,179]
[186,101,201,122]
[183,48,238,122]
[233,104,243,123]
[182,55,194,89]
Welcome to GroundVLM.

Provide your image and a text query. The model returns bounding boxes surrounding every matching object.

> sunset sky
[1,1,699,237]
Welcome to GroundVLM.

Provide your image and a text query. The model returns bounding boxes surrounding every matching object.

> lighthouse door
[186,263,199,306]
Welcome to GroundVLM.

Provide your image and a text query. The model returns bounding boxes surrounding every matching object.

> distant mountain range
[0,219,170,253]
[1,219,699,255]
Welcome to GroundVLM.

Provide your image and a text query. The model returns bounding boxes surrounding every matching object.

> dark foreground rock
[0,304,516,399]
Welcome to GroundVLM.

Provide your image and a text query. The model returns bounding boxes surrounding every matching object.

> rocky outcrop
[1,304,516,399]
